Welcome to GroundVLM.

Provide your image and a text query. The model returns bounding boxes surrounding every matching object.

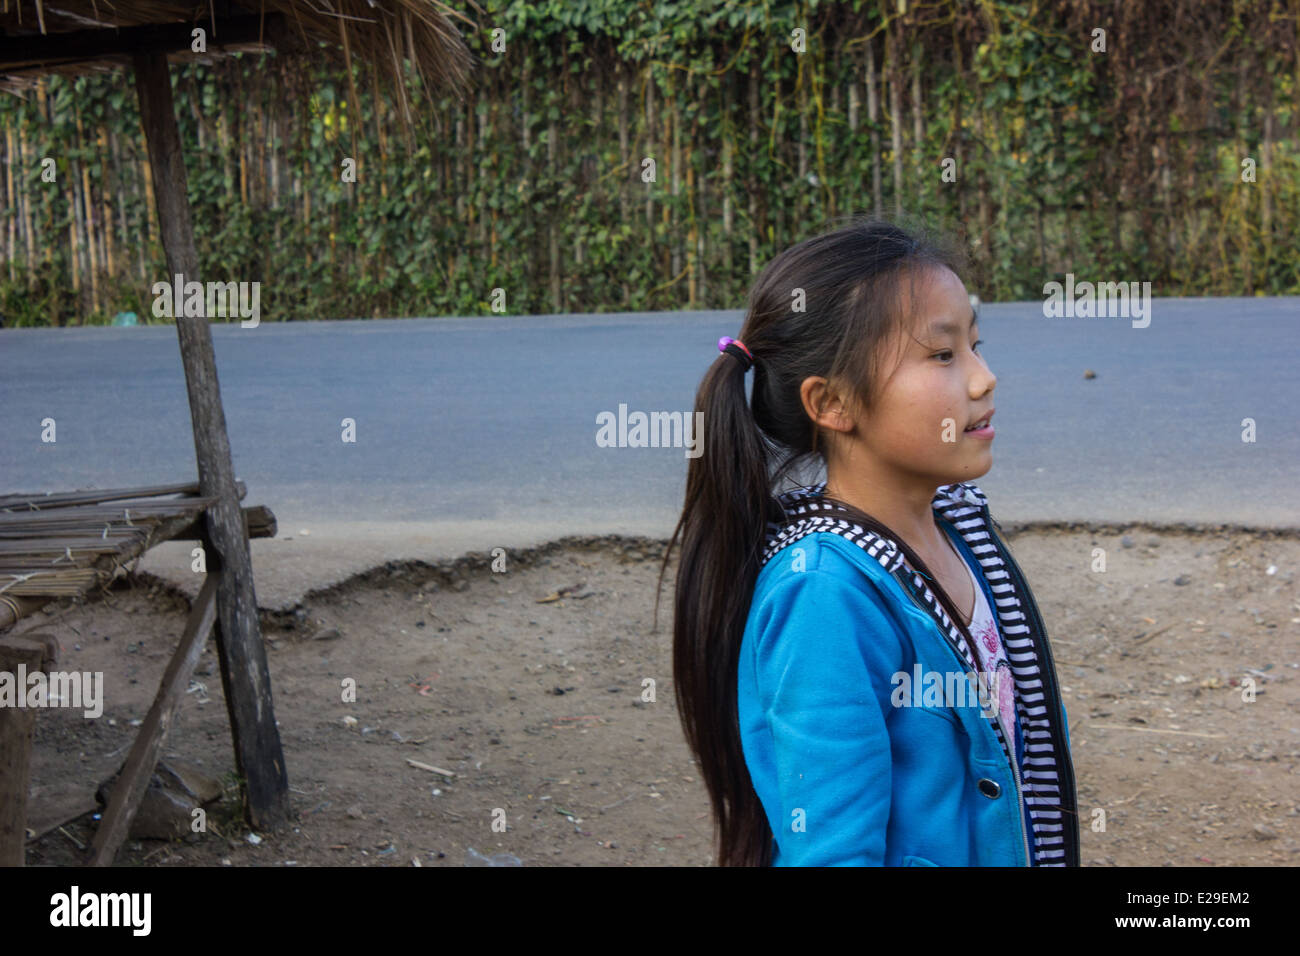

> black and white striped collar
[762,480,988,570]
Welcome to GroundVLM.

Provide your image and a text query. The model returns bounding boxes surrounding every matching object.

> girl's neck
[821,474,950,560]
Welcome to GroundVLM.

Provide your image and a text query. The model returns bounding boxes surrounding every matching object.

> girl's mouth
[964,410,995,438]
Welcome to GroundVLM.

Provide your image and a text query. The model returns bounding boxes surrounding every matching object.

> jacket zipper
[895,551,1033,868]
[979,505,1082,867]
[997,707,1033,868]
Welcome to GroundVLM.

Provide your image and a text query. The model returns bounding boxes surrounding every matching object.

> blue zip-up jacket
[737,481,1080,866]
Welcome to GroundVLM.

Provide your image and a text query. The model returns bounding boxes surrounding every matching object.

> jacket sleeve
[750,567,906,866]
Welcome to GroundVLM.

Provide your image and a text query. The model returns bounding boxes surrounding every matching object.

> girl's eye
[934,340,983,361]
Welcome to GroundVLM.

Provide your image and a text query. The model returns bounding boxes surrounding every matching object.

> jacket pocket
[903,855,939,867]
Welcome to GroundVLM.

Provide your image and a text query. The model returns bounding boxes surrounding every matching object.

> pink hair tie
[718,336,754,371]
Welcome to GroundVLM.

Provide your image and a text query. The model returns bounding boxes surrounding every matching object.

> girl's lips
[964,408,995,438]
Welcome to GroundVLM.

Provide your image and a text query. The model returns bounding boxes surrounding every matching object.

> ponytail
[658,341,781,866]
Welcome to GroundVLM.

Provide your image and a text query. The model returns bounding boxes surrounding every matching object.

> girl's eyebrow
[927,310,978,337]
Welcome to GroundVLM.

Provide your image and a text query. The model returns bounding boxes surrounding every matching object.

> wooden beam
[132,51,289,830]
[88,573,218,865]
[176,504,276,542]
[0,15,288,73]
[0,630,58,866]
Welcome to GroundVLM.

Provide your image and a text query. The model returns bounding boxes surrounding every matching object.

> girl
[659,217,1079,866]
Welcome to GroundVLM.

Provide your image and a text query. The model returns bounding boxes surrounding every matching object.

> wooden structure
[0,483,274,865]
[0,1,474,865]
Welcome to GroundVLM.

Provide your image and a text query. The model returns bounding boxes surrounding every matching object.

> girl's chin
[954,457,993,482]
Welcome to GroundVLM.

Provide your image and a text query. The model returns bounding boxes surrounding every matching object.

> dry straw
[0,0,478,121]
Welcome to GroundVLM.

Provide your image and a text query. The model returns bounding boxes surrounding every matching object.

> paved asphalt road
[2,298,1296,607]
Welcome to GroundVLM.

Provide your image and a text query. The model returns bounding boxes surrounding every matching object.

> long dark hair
[655,215,968,866]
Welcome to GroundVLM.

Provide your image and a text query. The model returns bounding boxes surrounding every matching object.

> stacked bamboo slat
[0,481,246,630]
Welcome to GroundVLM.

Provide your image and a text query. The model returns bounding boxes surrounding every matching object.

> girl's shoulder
[752,530,902,613]
[758,528,890,581]
[745,531,913,666]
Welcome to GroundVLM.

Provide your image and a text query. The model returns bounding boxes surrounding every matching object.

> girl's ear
[799,375,857,435]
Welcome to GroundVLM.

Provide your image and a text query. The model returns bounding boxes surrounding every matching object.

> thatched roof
[0,1,479,111]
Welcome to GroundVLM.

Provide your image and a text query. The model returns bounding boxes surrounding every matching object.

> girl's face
[852,266,997,489]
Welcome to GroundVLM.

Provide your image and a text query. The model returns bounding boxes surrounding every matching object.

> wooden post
[131,52,289,830]
[0,631,57,866]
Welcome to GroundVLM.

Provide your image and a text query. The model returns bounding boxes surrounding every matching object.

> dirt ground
[16,524,1300,867]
